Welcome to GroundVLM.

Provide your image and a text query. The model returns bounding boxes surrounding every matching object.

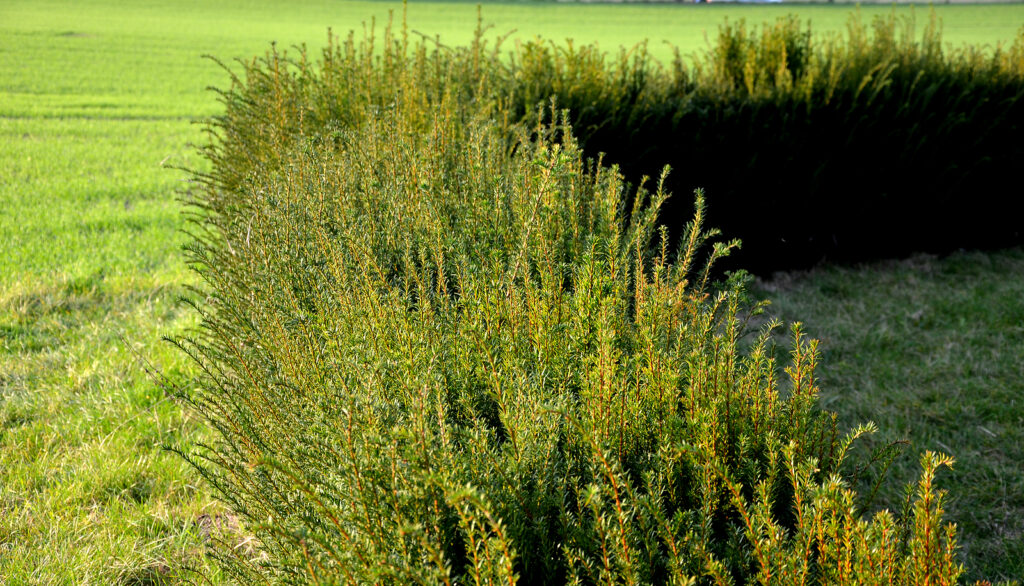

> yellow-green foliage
[179,15,968,584]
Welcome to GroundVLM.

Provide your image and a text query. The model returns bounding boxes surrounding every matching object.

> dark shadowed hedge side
[502,14,1024,274]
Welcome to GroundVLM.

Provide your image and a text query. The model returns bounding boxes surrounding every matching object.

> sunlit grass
[0,273,226,582]
[0,118,198,285]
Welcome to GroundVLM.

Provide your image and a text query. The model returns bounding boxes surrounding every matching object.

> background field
[2,0,1022,582]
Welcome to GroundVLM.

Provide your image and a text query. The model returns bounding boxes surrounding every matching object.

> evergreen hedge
[176,13,982,583]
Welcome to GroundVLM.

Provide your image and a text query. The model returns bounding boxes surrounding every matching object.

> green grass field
[2,0,1023,582]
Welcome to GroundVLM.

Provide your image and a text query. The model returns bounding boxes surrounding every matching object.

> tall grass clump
[176,17,967,582]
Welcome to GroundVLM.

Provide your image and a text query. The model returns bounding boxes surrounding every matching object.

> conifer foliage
[178,14,968,584]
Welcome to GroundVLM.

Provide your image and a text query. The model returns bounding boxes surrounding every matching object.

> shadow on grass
[754,247,1024,583]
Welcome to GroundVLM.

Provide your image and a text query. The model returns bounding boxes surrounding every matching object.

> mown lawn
[1,0,1022,582]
